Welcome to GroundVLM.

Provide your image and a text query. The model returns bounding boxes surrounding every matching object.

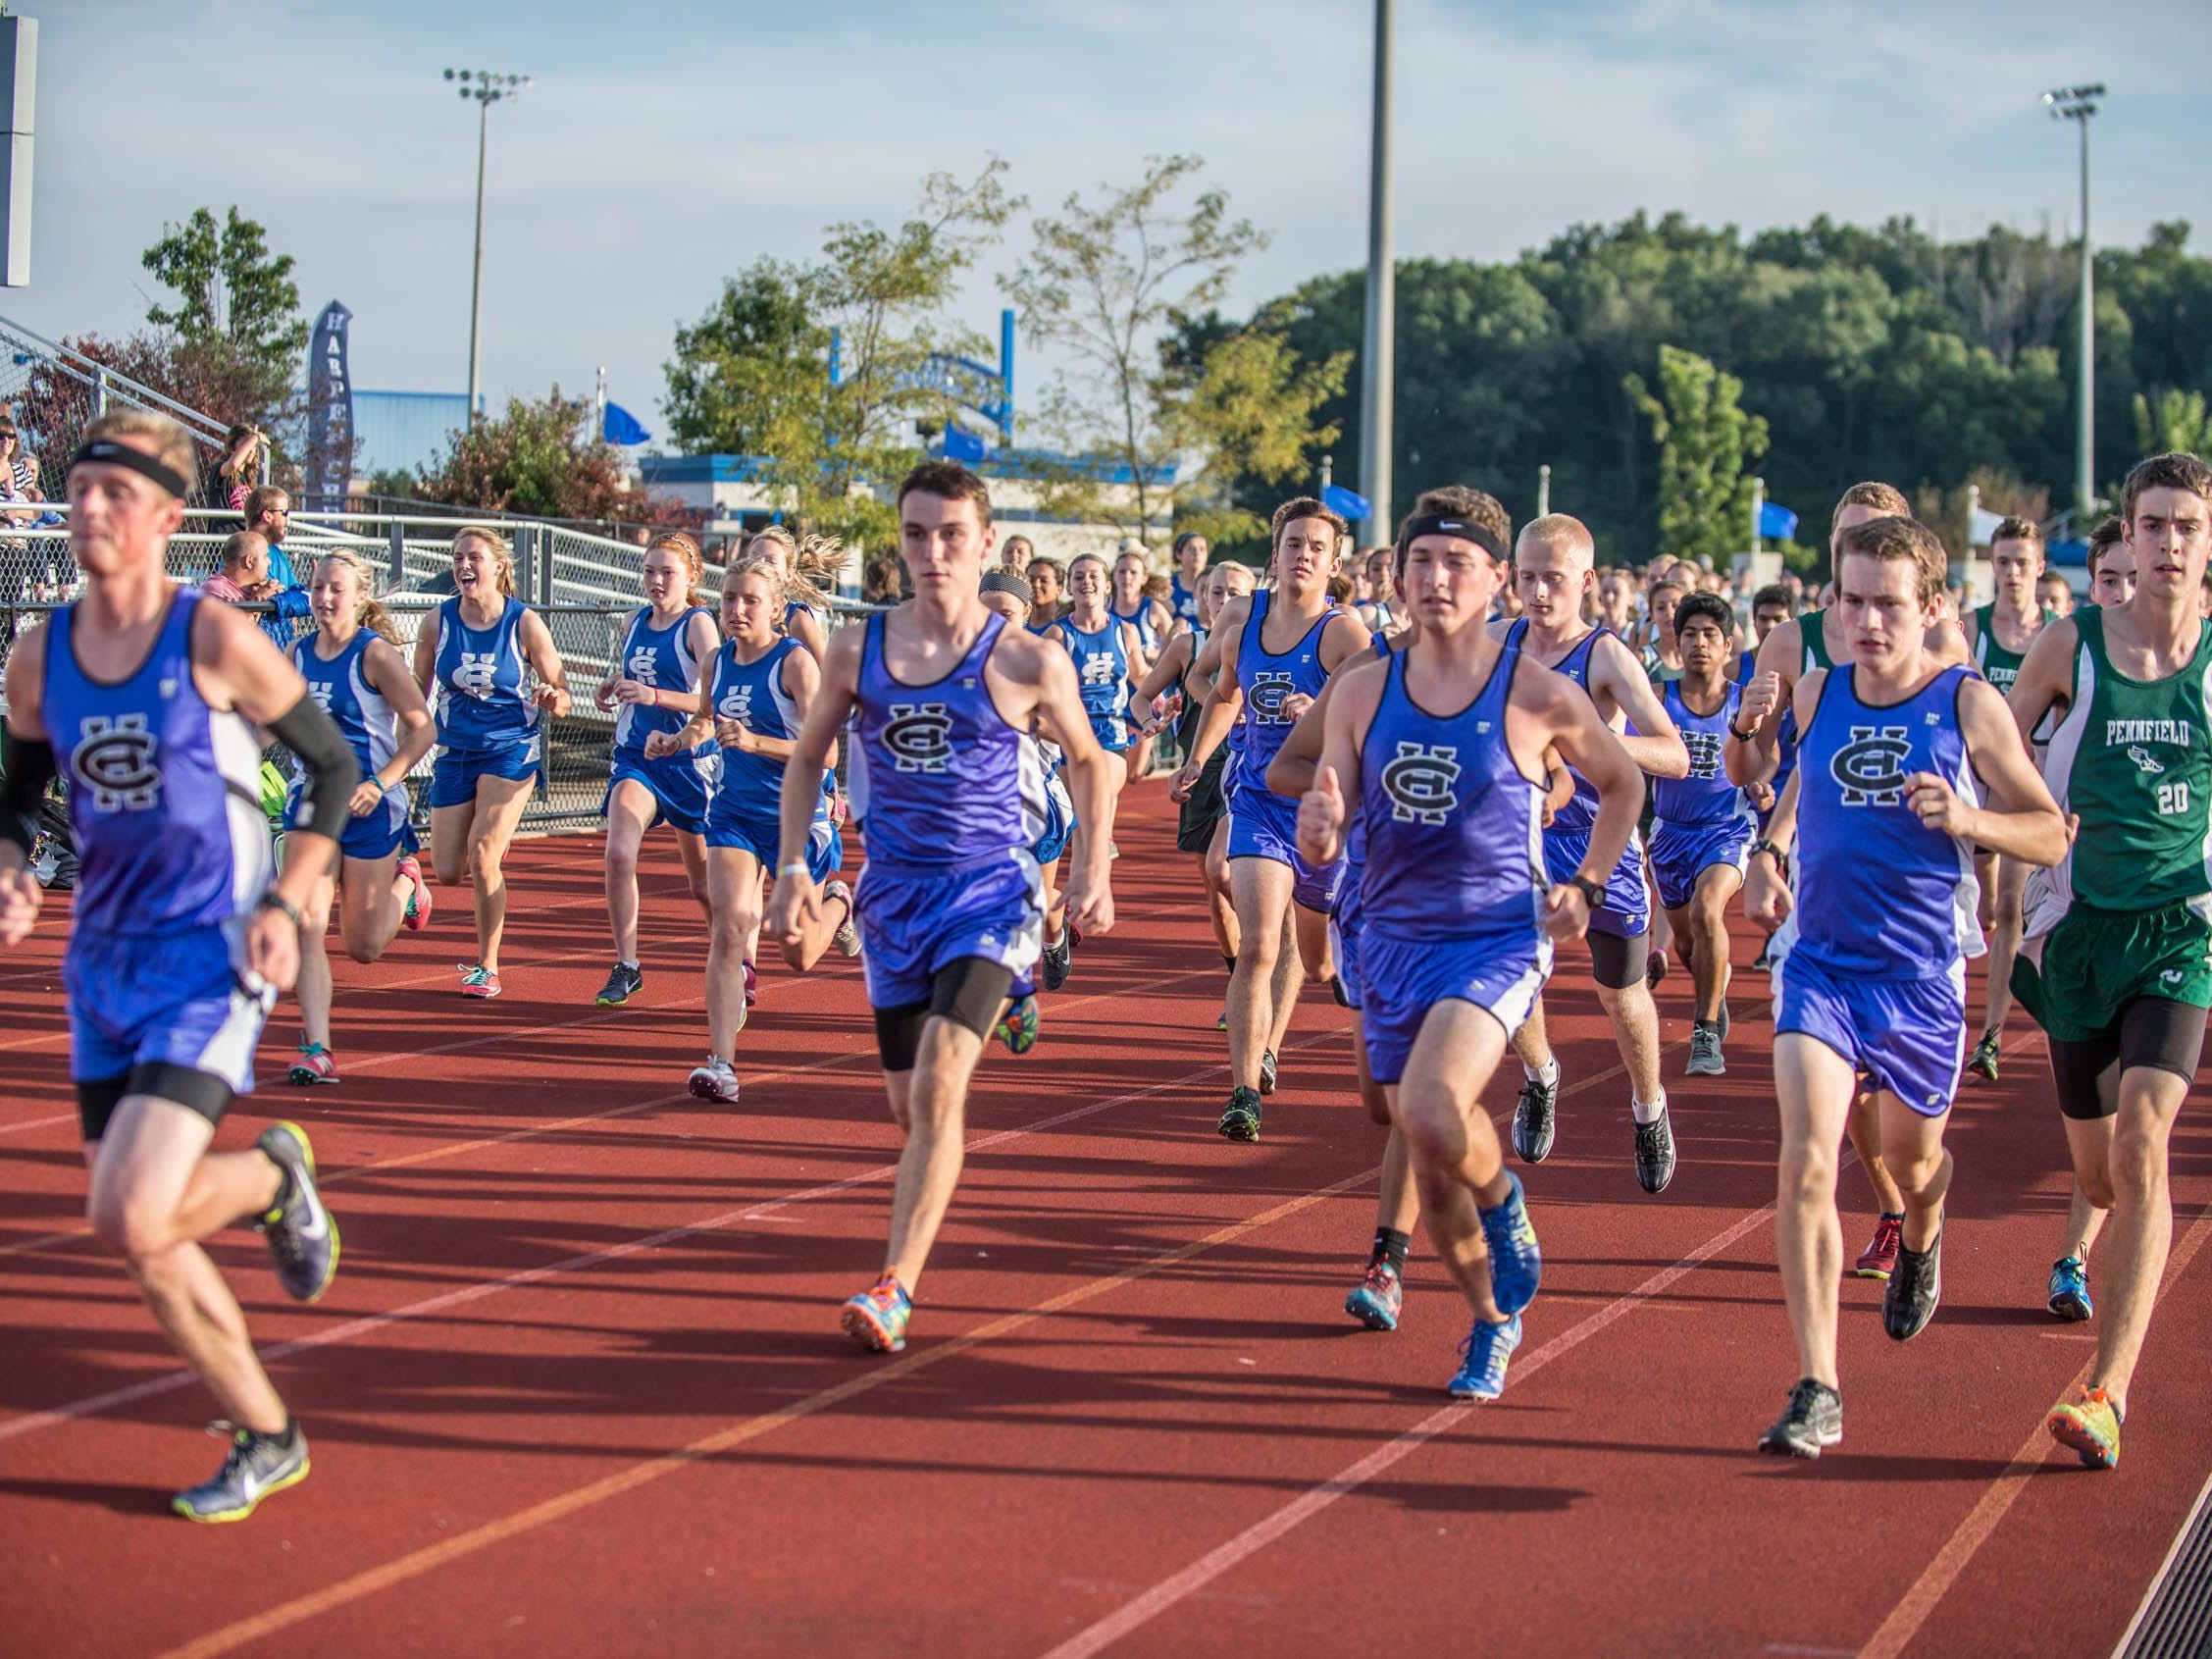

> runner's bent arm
[1296,661,1385,866]
[517,608,572,717]
[1592,633,1690,778]
[1535,666,1643,889]
[1917,677,2067,866]
[1265,674,1338,799]
[772,625,860,887]
[1726,616,1801,785]
[1136,634,1191,704]
[363,636,437,786]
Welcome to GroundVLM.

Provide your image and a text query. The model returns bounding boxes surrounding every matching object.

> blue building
[352,390,480,481]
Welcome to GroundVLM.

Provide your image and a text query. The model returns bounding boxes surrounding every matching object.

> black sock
[1222,954,1237,972]
[1372,1227,1411,1273]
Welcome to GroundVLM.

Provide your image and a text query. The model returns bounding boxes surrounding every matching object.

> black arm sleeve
[0,727,58,857]
[266,693,360,846]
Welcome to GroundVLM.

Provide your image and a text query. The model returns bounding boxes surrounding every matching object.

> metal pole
[2076,114,2093,515]
[1750,476,1765,552]
[1537,463,1551,518]
[1357,0,1395,548]
[466,97,489,429]
[1319,453,1334,495]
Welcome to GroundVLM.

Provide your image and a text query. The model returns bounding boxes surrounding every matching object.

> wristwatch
[1568,874,1605,910]
[1727,718,1759,742]
[1749,838,1790,878]
[255,892,305,931]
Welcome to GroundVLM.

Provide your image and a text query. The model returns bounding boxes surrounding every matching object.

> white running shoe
[824,878,862,959]
[688,1057,741,1104]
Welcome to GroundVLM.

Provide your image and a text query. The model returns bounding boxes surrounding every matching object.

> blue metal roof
[353,389,479,477]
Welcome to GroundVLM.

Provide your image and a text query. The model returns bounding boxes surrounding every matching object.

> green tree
[2133,387,2212,456]
[418,387,651,520]
[662,262,830,461]
[1623,344,1769,566]
[140,207,308,415]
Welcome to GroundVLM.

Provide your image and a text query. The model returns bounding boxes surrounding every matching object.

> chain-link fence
[0,315,239,502]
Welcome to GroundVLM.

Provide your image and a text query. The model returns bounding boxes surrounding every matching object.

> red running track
[2,781,2209,1657]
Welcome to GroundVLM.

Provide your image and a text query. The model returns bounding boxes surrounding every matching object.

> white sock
[1631,1090,1666,1125]
[1523,1057,1560,1088]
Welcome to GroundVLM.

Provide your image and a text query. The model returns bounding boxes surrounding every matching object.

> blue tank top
[1360,645,1545,942]
[613,605,710,764]
[1786,663,1981,977]
[1653,679,1753,828]
[1337,634,1407,886]
[1111,599,1160,657]
[44,589,271,936]
[1170,574,1202,627]
[855,611,1031,866]
[708,636,831,825]
[1231,589,1335,797]
[1051,615,1133,744]
[1504,619,1612,834]
[433,596,536,753]
[1734,650,1758,687]
[291,629,404,811]
[782,598,819,652]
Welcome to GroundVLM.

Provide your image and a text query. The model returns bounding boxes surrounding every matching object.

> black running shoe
[255,1122,338,1303]
[594,961,643,1007]
[1757,1378,1842,1459]
[174,1420,310,1523]
[1217,1086,1262,1142]
[1513,1070,1558,1164]
[1633,1108,1675,1194]
[1259,1049,1278,1095]
[1040,937,1072,993]
[1882,1231,1942,1341]
[1326,973,1349,1009]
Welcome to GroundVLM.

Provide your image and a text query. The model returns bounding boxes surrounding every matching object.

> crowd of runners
[2,409,2207,1521]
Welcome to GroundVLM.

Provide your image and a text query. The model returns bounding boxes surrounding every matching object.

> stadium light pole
[1358,0,1395,546]
[444,68,533,428]
[2044,82,2103,517]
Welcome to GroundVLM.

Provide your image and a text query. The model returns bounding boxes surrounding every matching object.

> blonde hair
[311,547,403,645]
[450,523,516,596]
[82,409,199,497]
[1516,513,1596,563]
[644,529,706,605]
[744,525,839,615]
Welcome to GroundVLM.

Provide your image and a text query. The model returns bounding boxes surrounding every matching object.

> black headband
[1397,514,1509,562]
[70,439,191,502]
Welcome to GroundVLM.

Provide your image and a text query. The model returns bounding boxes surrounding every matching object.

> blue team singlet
[1111,599,1160,658]
[1230,589,1334,798]
[1653,679,1750,827]
[432,596,537,752]
[1503,619,1613,833]
[1051,614,1135,752]
[855,611,1033,866]
[290,629,412,855]
[1784,663,1981,978]
[613,605,710,766]
[707,636,831,825]
[44,589,270,935]
[1170,574,1202,627]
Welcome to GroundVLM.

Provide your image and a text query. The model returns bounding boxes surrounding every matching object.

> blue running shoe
[1346,1260,1404,1331]
[1447,1313,1523,1401]
[997,994,1041,1056]
[2047,1256,2093,1322]
[842,1272,912,1352]
[1477,1170,1542,1315]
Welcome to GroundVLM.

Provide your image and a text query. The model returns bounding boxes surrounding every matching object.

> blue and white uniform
[1111,598,1161,659]
[1357,645,1551,1085]
[607,605,712,836]
[1227,589,1354,911]
[46,590,275,1115]
[1170,573,1203,628]
[1647,678,1755,911]
[1773,664,1982,1115]
[429,596,541,808]
[851,612,1044,1009]
[1505,620,1649,938]
[1049,614,1136,753]
[288,630,416,861]
[703,636,841,880]
[783,598,819,652]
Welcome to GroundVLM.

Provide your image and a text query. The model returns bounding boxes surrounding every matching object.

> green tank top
[2046,606,2212,911]
[1970,603,2059,693]
[1801,608,1834,672]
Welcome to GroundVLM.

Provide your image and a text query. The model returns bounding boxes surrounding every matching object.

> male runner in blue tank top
[1745,514,2063,1457]
[1496,515,1690,1193]
[1296,493,1645,1401]
[1174,498,1372,1140]
[0,413,361,1521]
[764,461,1116,1354]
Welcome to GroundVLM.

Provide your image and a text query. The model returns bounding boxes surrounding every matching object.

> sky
[13,0,2207,446]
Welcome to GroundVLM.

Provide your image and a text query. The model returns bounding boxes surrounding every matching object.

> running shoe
[1751,941,1774,973]
[1513,1069,1558,1164]
[1346,1260,1405,1331]
[743,959,758,1009]
[1477,1170,1541,1315]
[2045,1383,2120,1470]
[1758,1378,1843,1459]
[842,1271,912,1353]
[824,879,862,959]
[1216,1086,1262,1143]
[1633,1107,1676,1194]
[1686,1020,1724,1076]
[1259,1048,1278,1096]
[2047,1256,2093,1322]
[594,961,643,1007]
[1966,1032,2000,1082]
[1854,1214,1904,1280]
[1214,1006,1228,1032]
[1646,949,1668,987]
[1882,1231,1942,1341]
[286,1043,340,1086]
[997,993,1041,1056]
[1325,973,1349,1009]
[688,1057,741,1105]
[396,855,432,931]
[1040,935,1072,993]
[254,1121,338,1304]
[173,1420,310,1524]
[1447,1313,1523,1401]
[459,963,501,999]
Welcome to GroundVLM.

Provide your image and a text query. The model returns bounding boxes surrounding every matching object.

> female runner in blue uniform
[592,532,718,1008]
[287,548,437,1084]
[0,412,357,1522]
[411,525,571,999]
[655,555,858,1104]
[1048,553,1153,878]
[1109,545,1170,782]
[743,524,835,661]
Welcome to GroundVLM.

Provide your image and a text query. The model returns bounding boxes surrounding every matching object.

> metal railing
[0,313,240,497]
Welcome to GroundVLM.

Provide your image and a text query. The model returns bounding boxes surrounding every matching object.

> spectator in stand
[246,485,300,588]
[205,424,263,513]
[200,531,272,601]
[1001,534,1035,574]
[2037,567,2076,619]
[860,553,905,606]
[0,417,39,501]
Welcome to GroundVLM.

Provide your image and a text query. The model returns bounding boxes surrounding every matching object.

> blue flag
[602,401,651,446]
[1322,484,1370,522]
[1758,500,1799,541]
[940,424,989,463]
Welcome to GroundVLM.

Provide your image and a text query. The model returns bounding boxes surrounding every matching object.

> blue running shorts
[1648,815,1753,912]
[1360,926,1553,1087]
[430,739,541,808]
[606,751,710,837]
[1225,782,1344,912]
[855,852,1044,1009]
[1540,823,1649,939]
[65,920,274,1109]
[1330,878,1366,1012]
[288,785,417,862]
[706,803,842,883]
[1774,946,1966,1117]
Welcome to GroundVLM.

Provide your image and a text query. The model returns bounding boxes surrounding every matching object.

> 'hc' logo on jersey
[1380,742,1461,824]
[883,701,953,773]
[1682,729,1726,781]
[305,681,335,715]
[1079,651,1119,688]
[626,647,661,687]
[1831,724,1911,805]
[73,713,162,811]
[452,650,502,700]
[1249,671,1298,722]
[717,684,754,725]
